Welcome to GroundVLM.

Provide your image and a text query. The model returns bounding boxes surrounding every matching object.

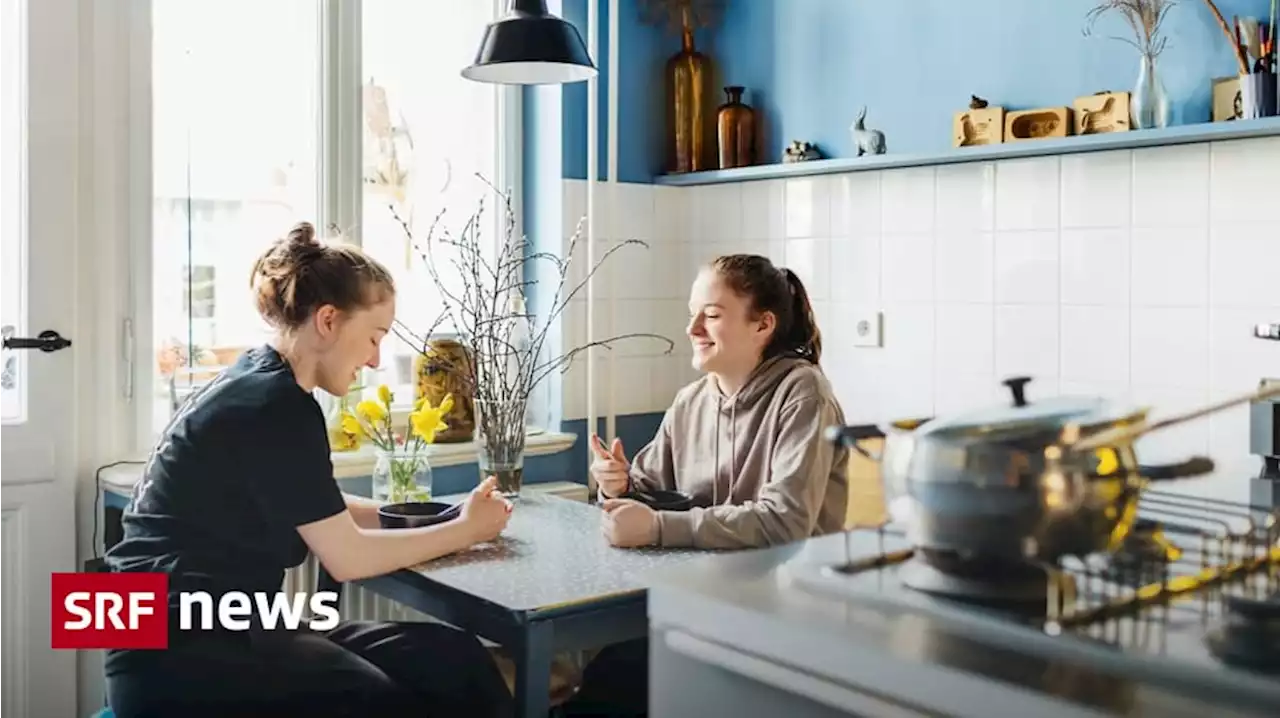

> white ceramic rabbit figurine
[850,106,886,157]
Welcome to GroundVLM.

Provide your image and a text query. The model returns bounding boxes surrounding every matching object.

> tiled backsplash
[559,136,1279,497]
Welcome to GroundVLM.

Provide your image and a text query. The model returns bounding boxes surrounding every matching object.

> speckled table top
[407,492,713,613]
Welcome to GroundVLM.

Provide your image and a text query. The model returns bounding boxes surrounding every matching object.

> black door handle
[1255,323,1279,341]
[2,330,72,352]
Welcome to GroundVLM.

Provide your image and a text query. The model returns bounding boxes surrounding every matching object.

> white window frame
[111,0,527,460]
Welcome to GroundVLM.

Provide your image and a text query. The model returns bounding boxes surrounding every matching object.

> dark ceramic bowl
[378,501,460,529]
[620,489,693,512]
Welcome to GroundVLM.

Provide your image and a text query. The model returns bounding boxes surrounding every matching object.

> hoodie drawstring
[712,395,739,507]
[727,401,738,504]
[713,396,721,506]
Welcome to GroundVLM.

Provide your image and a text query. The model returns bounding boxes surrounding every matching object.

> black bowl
[620,489,693,512]
[378,501,459,529]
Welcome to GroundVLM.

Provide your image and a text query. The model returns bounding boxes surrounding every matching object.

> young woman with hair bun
[104,222,515,717]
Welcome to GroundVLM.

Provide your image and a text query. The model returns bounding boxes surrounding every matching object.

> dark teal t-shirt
[106,345,346,600]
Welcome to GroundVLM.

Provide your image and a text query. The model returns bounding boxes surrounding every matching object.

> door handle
[2,329,72,352]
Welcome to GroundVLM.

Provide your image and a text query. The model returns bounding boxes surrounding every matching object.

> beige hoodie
[614,355,849,550]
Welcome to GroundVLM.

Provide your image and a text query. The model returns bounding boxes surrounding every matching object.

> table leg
[514,621,554,718]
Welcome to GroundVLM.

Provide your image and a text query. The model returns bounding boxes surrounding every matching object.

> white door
[1,0,82,715]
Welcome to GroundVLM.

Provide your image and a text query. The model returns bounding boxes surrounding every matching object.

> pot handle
[1138,456,1216,481]
[824,424,887,461]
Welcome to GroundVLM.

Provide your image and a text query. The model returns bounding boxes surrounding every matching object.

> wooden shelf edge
[653,117,1280,186]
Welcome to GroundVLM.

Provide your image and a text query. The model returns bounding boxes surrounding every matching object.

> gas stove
[790,487,1280,713]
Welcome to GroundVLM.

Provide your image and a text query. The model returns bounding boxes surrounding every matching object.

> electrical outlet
[851,309,883,348]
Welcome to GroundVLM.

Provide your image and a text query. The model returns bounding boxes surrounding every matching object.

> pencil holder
[1239,71,1277,118]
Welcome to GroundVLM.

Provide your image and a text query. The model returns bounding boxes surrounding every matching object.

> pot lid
[915,377,1135,444]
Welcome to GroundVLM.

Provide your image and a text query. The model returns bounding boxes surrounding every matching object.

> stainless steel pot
[825,377,1280,562]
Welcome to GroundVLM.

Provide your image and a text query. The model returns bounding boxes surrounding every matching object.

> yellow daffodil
[340,412,364,438]
[377,384,393,406]
[356,399,387,423]
[410,393,453,444]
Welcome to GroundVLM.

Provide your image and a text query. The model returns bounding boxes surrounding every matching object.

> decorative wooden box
[1004,107,1074,142]
[952,107,1005,147]
[1073,91,1131,134]
[1212,77,1243,122]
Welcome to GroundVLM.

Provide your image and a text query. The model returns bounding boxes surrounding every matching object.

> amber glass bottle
[665,7,713,173]
[717,86,756,169]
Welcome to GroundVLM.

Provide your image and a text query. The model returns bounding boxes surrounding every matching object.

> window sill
[329,429,577,479]
[98,429,579,495]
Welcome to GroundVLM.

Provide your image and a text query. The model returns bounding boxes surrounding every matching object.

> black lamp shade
[462,0,597,85]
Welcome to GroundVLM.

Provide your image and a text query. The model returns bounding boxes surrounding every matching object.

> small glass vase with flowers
[342,385,454,504]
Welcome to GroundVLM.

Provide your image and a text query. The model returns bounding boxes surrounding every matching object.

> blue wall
[558,0,674,183]
[714,0,1273,165]
[535,0,1275,181]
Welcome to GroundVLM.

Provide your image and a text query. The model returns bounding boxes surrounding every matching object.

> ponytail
[709,254,824,366]
[780,268,822,364]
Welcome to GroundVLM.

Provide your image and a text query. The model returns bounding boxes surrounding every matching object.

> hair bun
[285,221,319,248]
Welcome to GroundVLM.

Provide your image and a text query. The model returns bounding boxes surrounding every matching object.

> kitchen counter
[645,529,1280,718]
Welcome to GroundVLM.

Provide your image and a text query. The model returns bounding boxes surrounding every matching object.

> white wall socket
[851,309,883,348]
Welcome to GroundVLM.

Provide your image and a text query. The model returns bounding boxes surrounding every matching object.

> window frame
[120,0,525,458]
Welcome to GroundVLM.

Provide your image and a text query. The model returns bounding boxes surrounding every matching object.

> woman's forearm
[298,511,480,582]
[342,492,383,529]
[344,521,479,579]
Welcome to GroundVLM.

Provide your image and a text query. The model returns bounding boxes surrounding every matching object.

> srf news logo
[51,573,340,650]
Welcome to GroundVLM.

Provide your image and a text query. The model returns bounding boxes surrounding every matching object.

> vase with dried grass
[1086,0,1177,129]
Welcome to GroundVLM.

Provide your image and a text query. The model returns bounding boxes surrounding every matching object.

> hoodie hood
[714,355,815,415]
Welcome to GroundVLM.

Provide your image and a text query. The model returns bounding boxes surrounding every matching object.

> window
[358,0,506,404]
[142,0,519,445]
[1,0,27,424]
[149,0,319,434]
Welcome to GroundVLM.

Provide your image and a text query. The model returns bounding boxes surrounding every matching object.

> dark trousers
[560,638,649,717]
[105,620,514,718]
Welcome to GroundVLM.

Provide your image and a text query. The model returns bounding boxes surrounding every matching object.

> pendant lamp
[462,0,597,85]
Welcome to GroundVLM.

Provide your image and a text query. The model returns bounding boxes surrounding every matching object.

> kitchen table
[319,491,709,718]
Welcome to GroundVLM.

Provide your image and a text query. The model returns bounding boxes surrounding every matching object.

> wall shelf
[652,117,1280,186]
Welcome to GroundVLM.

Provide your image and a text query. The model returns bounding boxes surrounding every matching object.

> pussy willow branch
[391,175,676,429]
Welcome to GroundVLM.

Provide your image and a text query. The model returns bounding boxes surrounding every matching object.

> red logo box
[51,573,169,650]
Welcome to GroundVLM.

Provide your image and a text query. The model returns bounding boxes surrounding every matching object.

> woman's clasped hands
[591,433,659,548]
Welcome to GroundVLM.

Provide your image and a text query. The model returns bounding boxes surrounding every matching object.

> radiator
[287,481,589,623]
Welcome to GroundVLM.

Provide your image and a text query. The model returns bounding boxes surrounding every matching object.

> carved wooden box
[1073,92,1131,134]
[1004,107,1074,142]
[952,107,1005,147]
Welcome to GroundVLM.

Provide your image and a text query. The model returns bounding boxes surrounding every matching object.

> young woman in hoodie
[560,254,850,717]
[594,252,850,551]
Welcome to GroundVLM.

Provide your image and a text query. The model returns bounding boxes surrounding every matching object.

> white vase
[1131,53,1170,130]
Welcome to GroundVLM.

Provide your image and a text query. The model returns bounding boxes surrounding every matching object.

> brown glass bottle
[665,6,714,173]
[717,86,756,169]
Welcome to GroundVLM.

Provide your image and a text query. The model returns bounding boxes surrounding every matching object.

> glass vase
[323,390,361,452]
[372,448,433,504]
[1131,53,1170,130]
[474,398,527,498]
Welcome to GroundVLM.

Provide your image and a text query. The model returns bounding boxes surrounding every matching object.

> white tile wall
[558,136,1280,500]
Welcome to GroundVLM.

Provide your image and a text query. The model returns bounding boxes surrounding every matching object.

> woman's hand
[460,476,513,544]
[590,434,631,497]
[601,498,659,548]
